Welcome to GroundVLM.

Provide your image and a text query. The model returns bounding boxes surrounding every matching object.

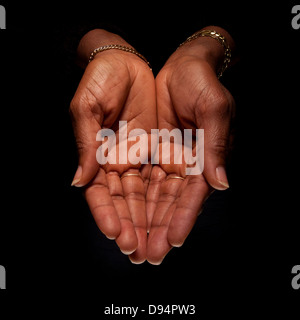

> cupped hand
[70,49,156,264]
[147,50,235,264]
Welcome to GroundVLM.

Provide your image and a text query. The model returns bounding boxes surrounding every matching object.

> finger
[167,174,211,247]
[147,176,184,265]
[106,172,138,256]
[120,169,147,264]
[140,163,153,196]
[84,168,121,240]
[70,97,103,187]
[146,166,166,232]
[147,202,176,265]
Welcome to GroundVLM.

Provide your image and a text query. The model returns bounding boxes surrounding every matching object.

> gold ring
[121,173,143,180]
[166,175,185,181]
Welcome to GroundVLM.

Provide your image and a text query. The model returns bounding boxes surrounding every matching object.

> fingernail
[216,166,229,189]
[129,257,146,265]
[120,248,136,255]
[71,166,82,187]
[106,235,116,240]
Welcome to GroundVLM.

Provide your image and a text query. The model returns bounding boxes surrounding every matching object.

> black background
[0,0,299,316]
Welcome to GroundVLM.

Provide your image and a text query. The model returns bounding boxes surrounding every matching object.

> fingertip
[120,248,136,255]
[71,163,100,187]
[204,165,230,191]
[168,238,184,248]
[129,255,146,265]
[103,224,121,241]
[75,147,101,187]
[146,228,172,265]
[71,166,83,187]
[147,248,170,265]
[167,228,185,248]
[116,221,138,256]
[94,211,121,241]
[147,258,163,266]
[167,209,199,250]
[216,166,229,188]
[105,235,117,240]
[128,229,147,264]
[117,241,138,256]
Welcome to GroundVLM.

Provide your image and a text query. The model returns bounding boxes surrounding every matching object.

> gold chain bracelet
[178,30,231,78]
[88,44,152,70]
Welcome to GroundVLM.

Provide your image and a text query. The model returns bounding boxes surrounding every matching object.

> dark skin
[70,27,236,264]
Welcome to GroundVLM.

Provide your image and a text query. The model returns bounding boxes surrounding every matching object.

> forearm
[76,29,131,68]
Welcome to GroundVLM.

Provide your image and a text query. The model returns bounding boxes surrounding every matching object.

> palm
[73,53,156,263]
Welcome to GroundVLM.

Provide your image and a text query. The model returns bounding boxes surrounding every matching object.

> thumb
[70,101,102,187]
[203,121,230,190]
[197,92,233,191]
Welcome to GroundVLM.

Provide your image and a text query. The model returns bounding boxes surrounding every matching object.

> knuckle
[209,135,229,156]
[70,95,92,116]
[70,86,101,117]
[69,97,79,118]
[197,89,230,119]
[75,137,86,153]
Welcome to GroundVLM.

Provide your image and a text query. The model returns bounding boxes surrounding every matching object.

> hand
[146,28,236,264]
[70,30,156,264]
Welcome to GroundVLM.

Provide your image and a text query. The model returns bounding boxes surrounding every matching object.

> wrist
[77,29,130,68]
[168,26,236,75]
[173,37,224,71]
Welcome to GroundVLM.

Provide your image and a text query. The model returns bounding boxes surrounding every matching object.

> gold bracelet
[178,30,231,78]
[88,44,152,70]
